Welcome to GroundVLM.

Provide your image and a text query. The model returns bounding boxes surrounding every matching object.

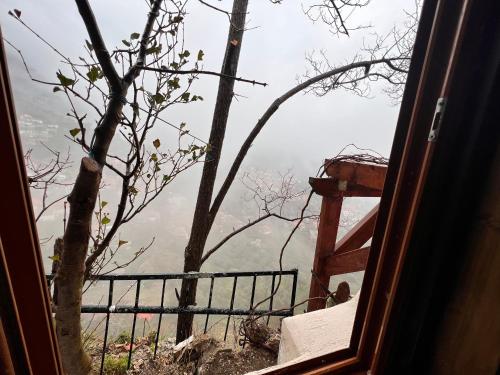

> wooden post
[307,160,387,312]
[307,194,343,311]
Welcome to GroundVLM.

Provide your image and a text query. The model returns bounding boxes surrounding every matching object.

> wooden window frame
[263,0,489,372]
[0,27,64,374]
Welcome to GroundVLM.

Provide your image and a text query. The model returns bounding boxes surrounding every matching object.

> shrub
[114,331,131,344]
[103,356,128,375]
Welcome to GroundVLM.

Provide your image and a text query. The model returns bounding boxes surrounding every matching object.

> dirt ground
[198,346,276,375]
[89,334,277,375]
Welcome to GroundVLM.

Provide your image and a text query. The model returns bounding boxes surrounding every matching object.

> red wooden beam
[307,161,385,311]
[307,195,343,312]
[323,246,371,276]
[309,177,383,197]
[330,204,379,257]
[324,160,387,191]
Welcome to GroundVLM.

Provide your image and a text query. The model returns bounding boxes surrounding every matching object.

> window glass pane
[2,0,421,372]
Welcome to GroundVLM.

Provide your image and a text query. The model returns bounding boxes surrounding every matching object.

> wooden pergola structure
[307,159,387,311]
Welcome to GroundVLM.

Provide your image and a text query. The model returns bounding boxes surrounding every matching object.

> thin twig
[138,66,267,86]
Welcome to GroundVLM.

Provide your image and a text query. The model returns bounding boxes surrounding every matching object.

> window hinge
[428,97,447,142]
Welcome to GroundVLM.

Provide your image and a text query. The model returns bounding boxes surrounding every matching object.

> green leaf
[101,201,108,208]
[197,50,204,61]
[163,175,171,182]
[122,39,131,47]
[85,39,93,51]
[14,9,21,18]
[145,44,162,55]
[153,139,161,149]
[180,122,186,129]
[56,71,75,87]
[118,240,128,248]
[53,86,61,93]
[150,153,158,162]
[151,93,165,105]
[179,50,190,59]
[69,128,81,137]
[86,66,102,83]
[181,92,190,102]
[130,32,140,40]
[49,254,60,262]
[128,186,138,195]
[101,216,111,225]
[167,77,180,90]
[172,15,183,23]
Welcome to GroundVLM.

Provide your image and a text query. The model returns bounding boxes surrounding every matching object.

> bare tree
[175,0,417,342]
[24,144,71,223]
[176,0,250,343]
[201,170,318,264]
[304,0,370,36]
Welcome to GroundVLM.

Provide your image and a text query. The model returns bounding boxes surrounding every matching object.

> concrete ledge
[247,292,359,374]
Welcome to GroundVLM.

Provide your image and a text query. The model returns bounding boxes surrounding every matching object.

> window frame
[263,0,474,373]
[0,27,64,375]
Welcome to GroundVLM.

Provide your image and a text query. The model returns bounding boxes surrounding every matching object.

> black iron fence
[48,270,298,374]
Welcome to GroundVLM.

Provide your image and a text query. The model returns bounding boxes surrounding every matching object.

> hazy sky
[0,0,414,281]
[1,0,412,169]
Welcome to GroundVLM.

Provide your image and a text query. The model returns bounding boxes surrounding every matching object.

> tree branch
[123,0,163,84]
[200,212,316,265]
[84,173,130,279]
[138,66,267,86]
[36,194,68,222]
[74,0,122,92]
[208,57,403,226]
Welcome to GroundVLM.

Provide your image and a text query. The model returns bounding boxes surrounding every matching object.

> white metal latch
[428,97,447,142]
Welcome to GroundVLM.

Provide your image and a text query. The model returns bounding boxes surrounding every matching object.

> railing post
[203,276,215,334]
[224,276,238,341]
[290,269,298,315]
[127,280,141,369]
[267,274,276,325]
[308,194,343,311]
[153,279,167,359]
[100,279,113,375]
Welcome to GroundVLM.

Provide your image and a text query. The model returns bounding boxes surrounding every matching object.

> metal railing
[48,270,298,374]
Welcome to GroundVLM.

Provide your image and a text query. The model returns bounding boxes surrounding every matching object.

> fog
[1,0,413,331]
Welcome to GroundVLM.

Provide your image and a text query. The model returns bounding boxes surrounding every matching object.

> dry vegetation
[88,328,278,375]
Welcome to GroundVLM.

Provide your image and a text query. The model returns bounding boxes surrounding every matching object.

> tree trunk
[51,237,63,305]
[54,90,127,374]
[52,0,163,371]
[55,158,101,375]
[176,0,248,343]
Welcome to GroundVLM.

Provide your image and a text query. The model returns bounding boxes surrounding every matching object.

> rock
[174,334,218,364]
[334,281,350,304]
[240,318,280,355]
